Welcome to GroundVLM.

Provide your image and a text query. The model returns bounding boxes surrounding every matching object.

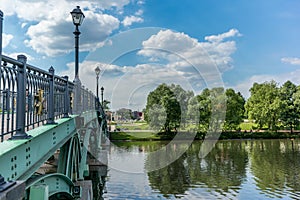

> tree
[169,84,194,126]
[116,108,132,120]
[187,88,211,133]
[147,104,166,131]
[245,81,281,130]
[145,84,181,133]
[224,89,245,131]
[279,81,298,133]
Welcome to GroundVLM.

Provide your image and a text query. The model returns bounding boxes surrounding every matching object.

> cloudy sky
[1,0,300,110]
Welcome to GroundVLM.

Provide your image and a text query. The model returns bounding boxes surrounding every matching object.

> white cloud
[137,0,145,5]
[56,28,241,110]
[135,9,143,16]
[1,0,125,56]
[281,57,300,65]
[23,9,119,56]
[122,16,144,26]
[231,70,300,99]
[0,0,131,20]
[2,33,13,48]
[204,28,242,43]
[21,23,27,28]
[60,60,196,110]
[138,29,240,88]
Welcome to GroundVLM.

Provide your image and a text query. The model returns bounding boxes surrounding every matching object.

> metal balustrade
[0,54,96,142]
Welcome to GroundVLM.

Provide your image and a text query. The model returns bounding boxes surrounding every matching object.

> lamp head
[95,66,101,76]
[71,6,85,26]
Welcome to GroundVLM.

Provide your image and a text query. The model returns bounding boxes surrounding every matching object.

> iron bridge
[0,10,109,200]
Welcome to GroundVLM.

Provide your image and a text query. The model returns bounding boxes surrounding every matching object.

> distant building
[132,111,144,121]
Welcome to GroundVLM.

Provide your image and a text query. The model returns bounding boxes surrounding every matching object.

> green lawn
[239,122,257,130]
[118,122,149,130]
[110,131,159,141]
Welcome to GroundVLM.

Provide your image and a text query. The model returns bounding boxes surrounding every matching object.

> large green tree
[224,89,245,131]
[245,81,281,130]
[187,88,211,133]
[279,81,298,133]
[169,84,194,126]
[145,84,181,133]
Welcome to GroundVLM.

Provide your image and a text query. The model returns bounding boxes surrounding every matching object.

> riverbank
[110,130,300,141]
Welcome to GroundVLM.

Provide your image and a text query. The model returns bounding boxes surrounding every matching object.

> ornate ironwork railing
[0,54,96,142]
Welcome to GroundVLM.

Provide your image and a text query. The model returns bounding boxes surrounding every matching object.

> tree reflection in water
[109,139,300,199]
[147,140,248,198]
[251,139,300,198]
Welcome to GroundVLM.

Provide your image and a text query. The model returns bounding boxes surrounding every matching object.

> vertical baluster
[5,89,10,134]
[73,78,82,114]
[11,55,31,139]
[47,66,55,124]
[81,86,85,112]
[1,90,5,142]
[63,76,70,118]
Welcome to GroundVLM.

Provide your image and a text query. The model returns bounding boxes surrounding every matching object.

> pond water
[102,139,300,199]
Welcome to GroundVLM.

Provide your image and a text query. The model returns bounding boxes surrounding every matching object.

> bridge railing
[0,54,97,142]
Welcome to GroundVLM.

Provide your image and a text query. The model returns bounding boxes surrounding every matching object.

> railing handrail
[0,53,98,141]
[2,55,75,87]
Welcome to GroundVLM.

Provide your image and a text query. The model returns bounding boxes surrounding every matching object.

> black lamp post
[101,86,104,105]
[70,6,85,79]
[95,66,101,98]
[71,6,84,113]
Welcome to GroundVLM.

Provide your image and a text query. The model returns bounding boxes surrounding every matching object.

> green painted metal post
[11,55,31,140]
[47,66,56,124]
[29,185,49,200]
[63,76,70,118]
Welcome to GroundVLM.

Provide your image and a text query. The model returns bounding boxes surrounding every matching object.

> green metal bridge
[0,9,109,200]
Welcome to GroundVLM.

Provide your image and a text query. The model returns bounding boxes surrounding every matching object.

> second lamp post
[95,66,101,99]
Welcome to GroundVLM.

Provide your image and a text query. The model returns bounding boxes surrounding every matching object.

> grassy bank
[110,131,160,141]
[110,130,300,141]
[110,121,300,141]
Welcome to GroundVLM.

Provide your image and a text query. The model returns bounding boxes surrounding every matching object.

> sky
[1,0,300,111]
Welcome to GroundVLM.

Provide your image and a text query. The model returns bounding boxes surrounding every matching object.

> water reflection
[106,139,300,199]
[147,140,248,198]
[250,139,300,198]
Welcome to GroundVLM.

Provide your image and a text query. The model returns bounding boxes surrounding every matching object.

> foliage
[245,81,281,130]
[145,84,181,133]
[169,84,194,126]
[187,88,211,132]
[224,89,245,131]
[279,81,299,133]
[116,108,132,120]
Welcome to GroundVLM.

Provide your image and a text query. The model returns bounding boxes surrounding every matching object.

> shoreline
[110,130,300,142]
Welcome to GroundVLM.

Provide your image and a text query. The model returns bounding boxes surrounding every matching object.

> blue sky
[1,0,300,110]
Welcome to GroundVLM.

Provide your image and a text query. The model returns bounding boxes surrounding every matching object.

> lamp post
[71,6,85,79]
[101,86,104,105]
[71,6,84,113]
[95,66,101,98]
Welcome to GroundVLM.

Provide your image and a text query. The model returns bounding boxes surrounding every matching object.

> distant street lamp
[101,86,104,105]
[70,6,85,79]
[95,66,101,98]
